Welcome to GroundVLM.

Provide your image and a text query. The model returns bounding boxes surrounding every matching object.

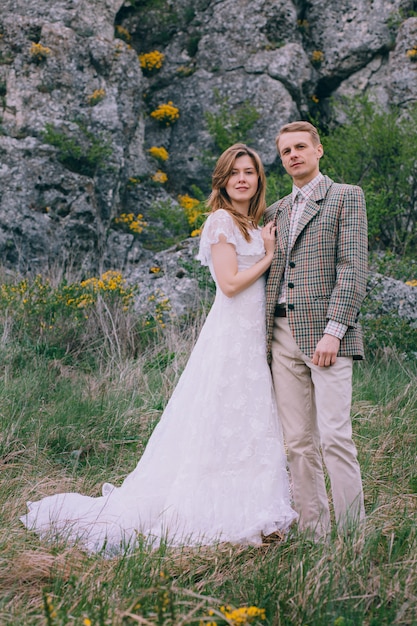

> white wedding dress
[20,209,297,555]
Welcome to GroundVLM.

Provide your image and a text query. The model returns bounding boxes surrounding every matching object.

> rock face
[0,0,152,274]
[367,273,417,322]
[0,0,416,290]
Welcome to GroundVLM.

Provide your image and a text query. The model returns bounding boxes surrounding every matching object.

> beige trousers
[271,316,365,539]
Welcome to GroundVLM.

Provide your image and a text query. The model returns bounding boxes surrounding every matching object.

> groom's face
[278,131,323,187]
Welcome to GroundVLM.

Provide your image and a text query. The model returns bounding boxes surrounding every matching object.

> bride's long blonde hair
[206,143,266,241]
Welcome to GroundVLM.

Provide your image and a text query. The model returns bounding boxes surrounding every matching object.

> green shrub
[186,34,201,57]
[321,96,417,255]
[362,312,417,359]
[361,250,417,358]
[142,199,190,251]
[265,169,292,207]
[0,272,141,366]
[205,91,260,153]
[42,122,113,177]
[369,250,417,282]
[127,0,179,47]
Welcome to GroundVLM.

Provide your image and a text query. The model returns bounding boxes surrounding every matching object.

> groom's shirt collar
[292,172,324,202]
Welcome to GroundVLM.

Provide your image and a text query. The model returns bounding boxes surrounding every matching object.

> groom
[265,121,368,540]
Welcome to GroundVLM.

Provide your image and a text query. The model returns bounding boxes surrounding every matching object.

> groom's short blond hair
[276,121,321,153]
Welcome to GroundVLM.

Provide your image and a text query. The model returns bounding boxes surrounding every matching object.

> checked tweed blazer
[265,175,368,363]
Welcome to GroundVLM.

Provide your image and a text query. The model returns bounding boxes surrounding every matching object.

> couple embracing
[21,121,368,553]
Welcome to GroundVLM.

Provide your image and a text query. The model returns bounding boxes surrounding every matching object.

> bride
[20,143,297,554]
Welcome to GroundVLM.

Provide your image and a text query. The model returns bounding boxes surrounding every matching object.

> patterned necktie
[289,192,303,246]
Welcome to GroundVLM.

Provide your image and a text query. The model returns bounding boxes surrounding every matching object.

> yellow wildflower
[311,50,324,65]
[152,170,168,184]
[220,604,266,625]
[178,194,200,211]
[87,88,106,106]
[406,47,417,60]
[178,193,205,232]
[115,25,131,42]
[149,146,169,161]
[150,101,180,126]
[139,50,165,72]
[30,42,51,61]
[114,212,147,234]
[297,19,309,31]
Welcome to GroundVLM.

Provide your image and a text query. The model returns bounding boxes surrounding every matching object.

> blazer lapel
[292,176,333,245]
[293,199,321,243]
[275,197,292,254]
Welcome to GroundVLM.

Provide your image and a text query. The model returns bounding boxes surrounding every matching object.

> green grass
[0,282,417,624]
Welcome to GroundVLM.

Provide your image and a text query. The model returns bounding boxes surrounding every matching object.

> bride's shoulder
[198,209,240,254]
[205,208,234,226]
[202,209,238,237]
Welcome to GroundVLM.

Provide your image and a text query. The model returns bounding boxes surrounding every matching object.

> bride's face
[225,155,258,212]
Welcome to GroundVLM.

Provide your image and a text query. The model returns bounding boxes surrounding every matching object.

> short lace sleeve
[196,209,238,267]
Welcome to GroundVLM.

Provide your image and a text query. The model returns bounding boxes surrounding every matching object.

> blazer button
[288,303,294,310]
[288,282,294,288]
[289,261,295,268]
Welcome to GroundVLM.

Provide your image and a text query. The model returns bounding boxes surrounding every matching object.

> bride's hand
[261,222,276,256]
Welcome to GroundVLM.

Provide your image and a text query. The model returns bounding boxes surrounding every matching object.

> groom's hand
[312,334,340,367]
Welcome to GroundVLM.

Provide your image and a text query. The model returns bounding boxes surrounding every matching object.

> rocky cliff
[0,0,416,302]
